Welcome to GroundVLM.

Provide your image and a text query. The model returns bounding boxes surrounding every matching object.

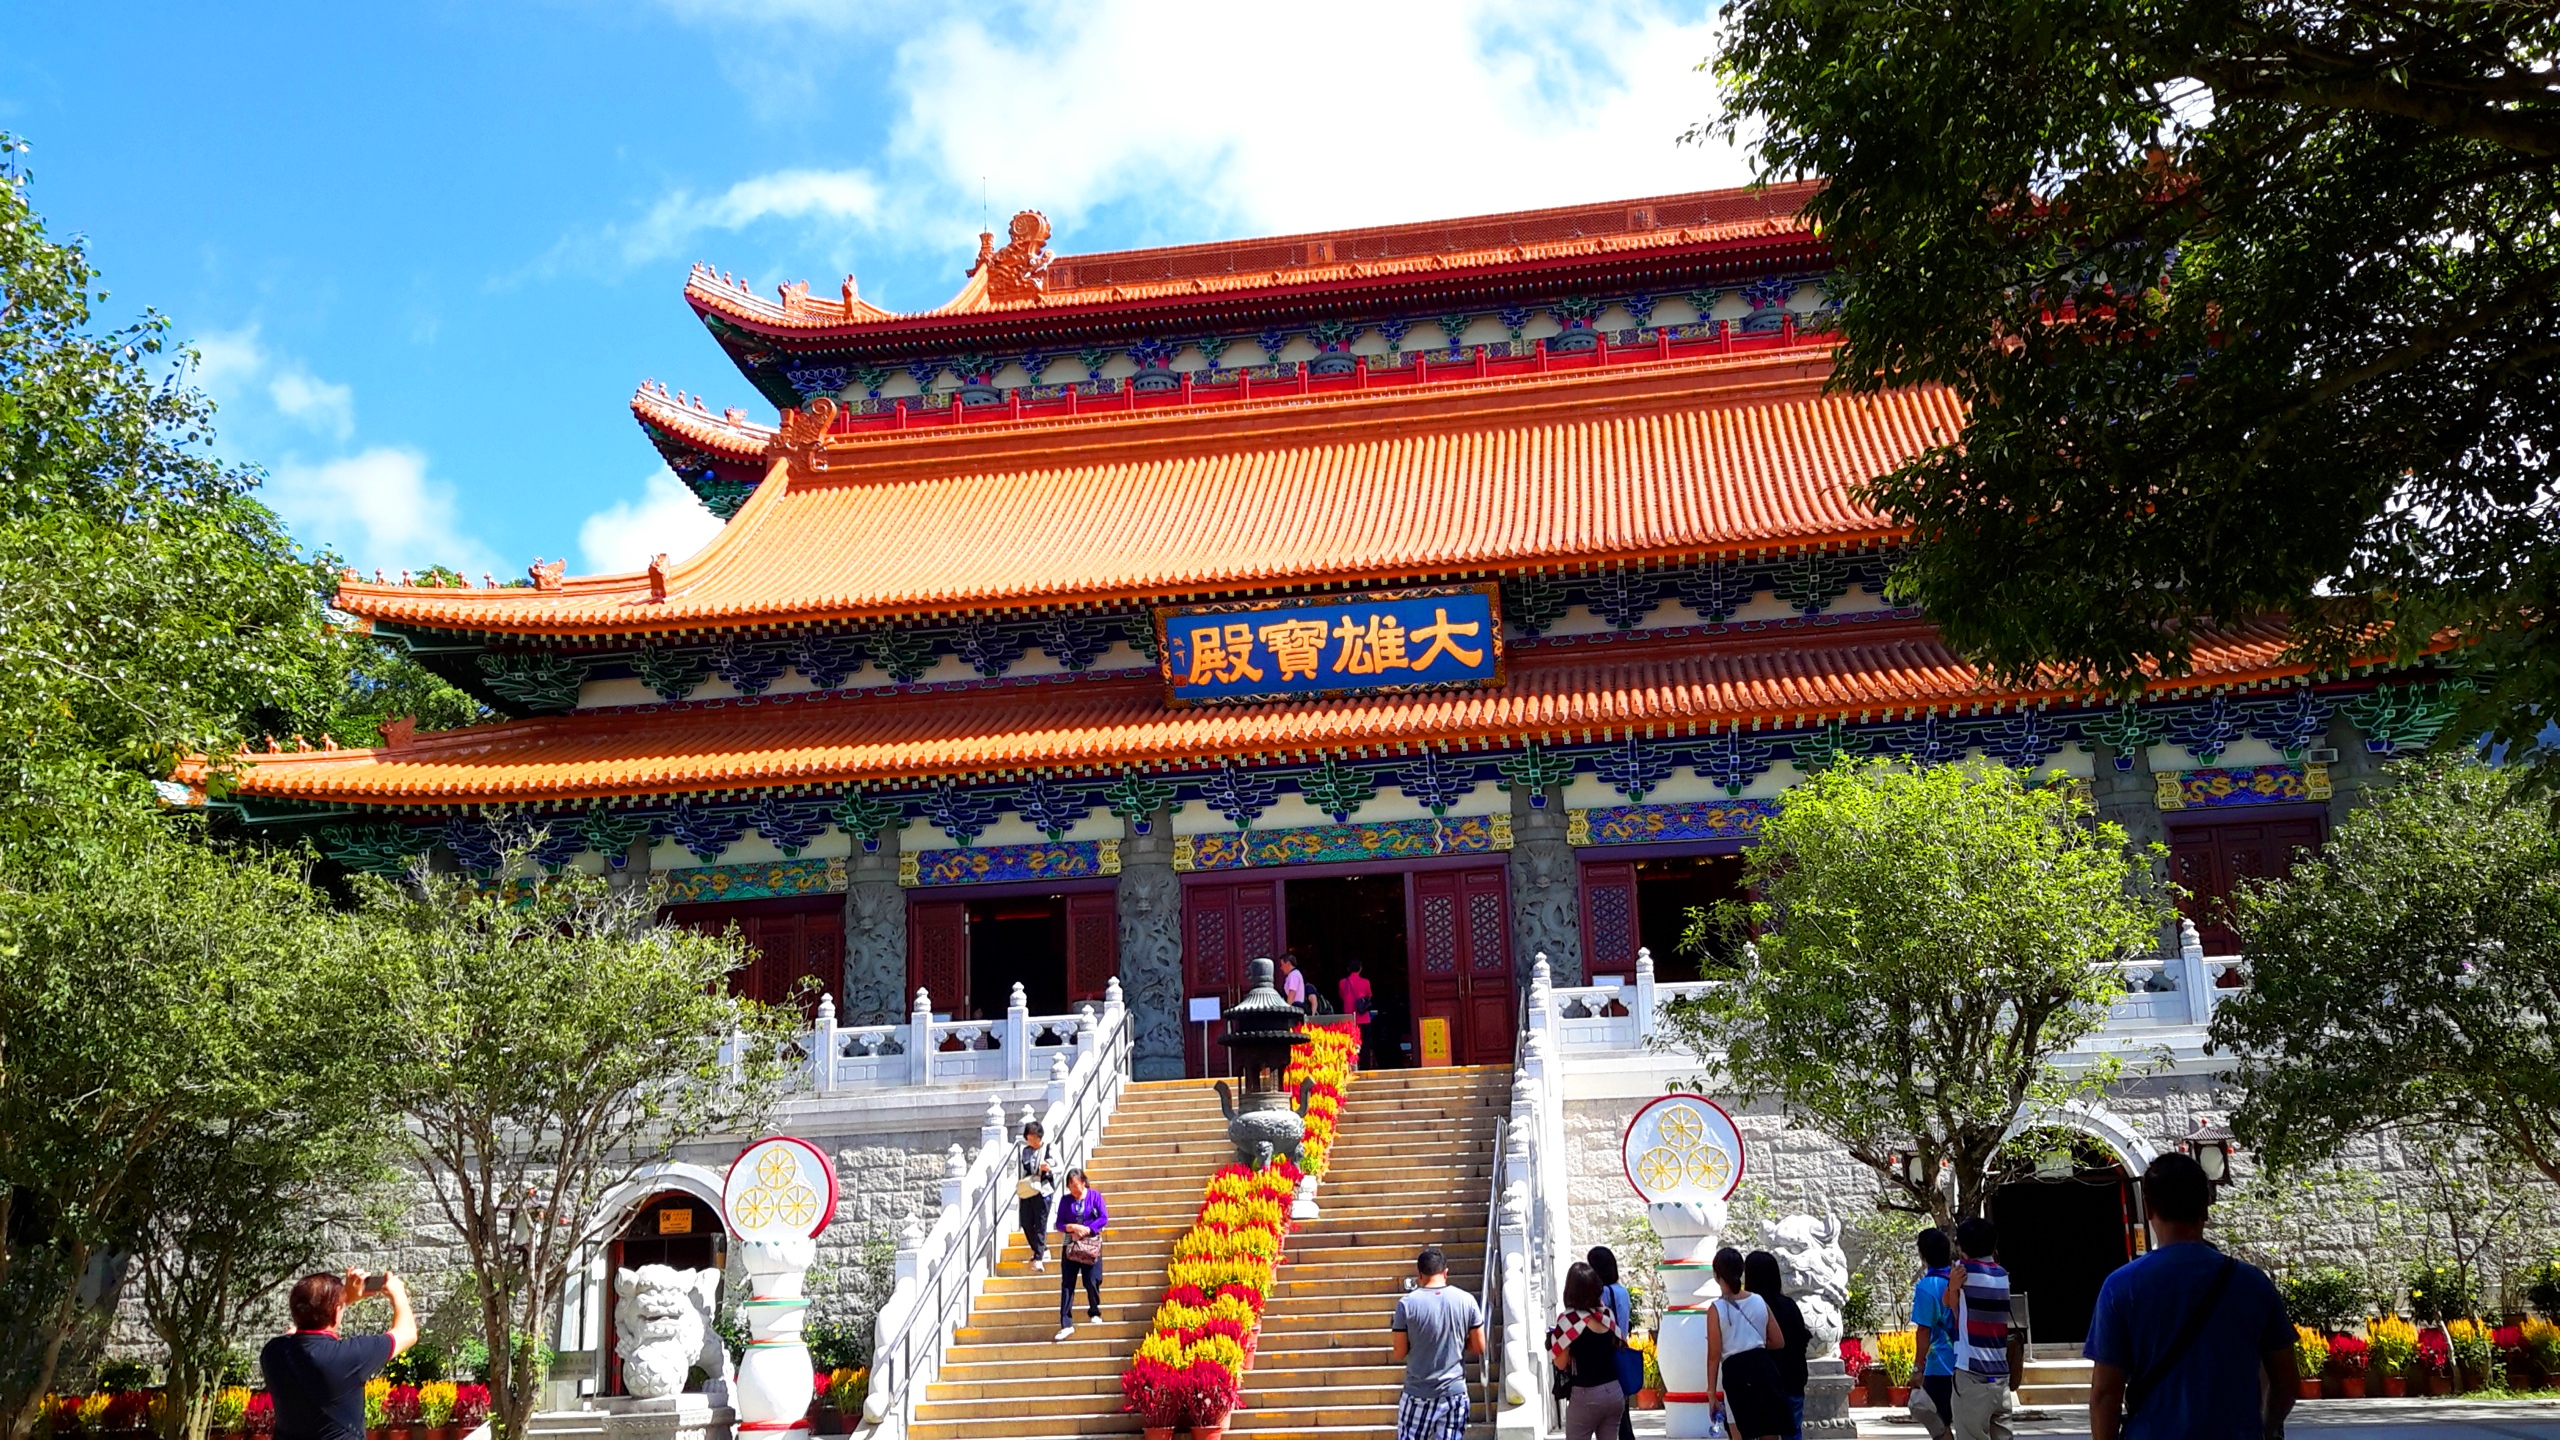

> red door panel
[2168,815,2325,953]
[907,899,969,1016]
[1579,860,1639,980]
[1409,867,1515,1066]
[1066,891,1118,1002]
[662,896,838,1016]
[1461,868,1514,1064]
[1182,880,1281,1076]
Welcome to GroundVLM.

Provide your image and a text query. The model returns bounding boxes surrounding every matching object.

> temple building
[207,183,2459,1084]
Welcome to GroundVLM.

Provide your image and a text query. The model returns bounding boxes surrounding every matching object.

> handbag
[1064,1231,1103,1266]
[1016,1176,1045,1200]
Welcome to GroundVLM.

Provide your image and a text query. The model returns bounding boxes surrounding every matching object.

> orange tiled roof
[687,183,1822,331]
[338,347,1946,638]
[631,383,774,461]
[206,616,2340,809]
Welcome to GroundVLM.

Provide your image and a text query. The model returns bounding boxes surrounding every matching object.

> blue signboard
[1157,583,1505,707]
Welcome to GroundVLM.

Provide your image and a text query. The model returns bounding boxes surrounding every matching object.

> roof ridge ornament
[966,210,1053,303]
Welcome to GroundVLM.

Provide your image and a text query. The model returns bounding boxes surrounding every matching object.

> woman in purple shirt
[1053,1168,1109,1339]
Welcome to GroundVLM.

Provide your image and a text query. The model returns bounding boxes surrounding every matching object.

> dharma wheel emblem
[721,1135,839,1241]
[1621,1094,1747,1204]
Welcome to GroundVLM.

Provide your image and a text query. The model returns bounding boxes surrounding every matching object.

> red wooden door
[663,897,839,1015]
[1182,880,1281,1076]
[907,899,969,1016]
[2168,815,2325,954]
[1066,891,1118,1003]
[1410,867,1515,1065]
[1579,860,1639,981]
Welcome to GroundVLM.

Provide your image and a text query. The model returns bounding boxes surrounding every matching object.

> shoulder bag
[2122,1254,2238,1421]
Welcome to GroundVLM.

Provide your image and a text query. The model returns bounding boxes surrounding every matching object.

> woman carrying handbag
[1703,1247,1788,1440]
[1589,1247,1641,1440]
[1548,1262,1624,1440]
[1016,1120,1056,1270]
[1052,1168,1108,1340]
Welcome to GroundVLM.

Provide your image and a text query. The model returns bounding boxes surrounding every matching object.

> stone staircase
[2018,1347,2094,1409]
[909,1066,1509,1440]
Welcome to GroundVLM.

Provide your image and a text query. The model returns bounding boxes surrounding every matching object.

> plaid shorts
[1395,1390,1470,1440]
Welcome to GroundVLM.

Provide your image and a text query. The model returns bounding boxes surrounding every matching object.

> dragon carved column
[1507,783,1581,987]
[1116,808,1186,1080]
[840,838,907,1025]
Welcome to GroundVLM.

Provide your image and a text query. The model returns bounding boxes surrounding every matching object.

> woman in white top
[1702,1246,1788,1440]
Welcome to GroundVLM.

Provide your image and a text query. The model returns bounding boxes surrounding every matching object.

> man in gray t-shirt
[1389,1247,1485,1440]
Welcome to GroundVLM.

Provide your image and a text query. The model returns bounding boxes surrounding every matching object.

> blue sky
[3,1,1749,581]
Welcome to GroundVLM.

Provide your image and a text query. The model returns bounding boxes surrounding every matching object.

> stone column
[841,837,906,1025]
[1508,784,1580,986]
[1117,808,1185,1080]
[2090,740,2175,953]
[2322,713,2387,829]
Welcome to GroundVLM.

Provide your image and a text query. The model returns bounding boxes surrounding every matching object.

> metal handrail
[1479,1116,1506,1409]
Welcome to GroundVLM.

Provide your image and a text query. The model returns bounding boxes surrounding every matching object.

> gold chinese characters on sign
[1157,583,1504,708]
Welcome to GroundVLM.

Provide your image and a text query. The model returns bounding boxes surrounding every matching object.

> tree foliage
[362,842,794,1440]
[1702,2,2560,767]
[1661,759,2167,1223]
[0,135,480,837]
[2214,761,2560,1187]
[0,808,381,1440]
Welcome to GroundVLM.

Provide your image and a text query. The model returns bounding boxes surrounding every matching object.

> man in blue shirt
[1907,1227,1958,1438]
[2086,1153,2296,1440]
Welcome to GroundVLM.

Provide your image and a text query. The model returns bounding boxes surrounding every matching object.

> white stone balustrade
[795,985,1097,1092]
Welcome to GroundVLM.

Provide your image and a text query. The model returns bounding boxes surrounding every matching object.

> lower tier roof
[204,615,2346,811]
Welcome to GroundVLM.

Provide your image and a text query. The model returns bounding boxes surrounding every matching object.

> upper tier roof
[335,345,1949,639]
[199,616,2334,810]
[685,182,1825,347]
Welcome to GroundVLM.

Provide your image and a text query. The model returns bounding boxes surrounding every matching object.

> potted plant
[1877,1329,1916,1407]
[2415,1330,2451,1394]
[2294,1326,2328,1400]
[1633,1333,1663,1410]
[827,1367,868,1430]
[1855,1339,1890,1406]
[386,1384,421,1440]
[449,1385,489,1437]
[2449,1319,2495,1391]
[2525,1318,2560,1391]
[2327,1334,2368,1397]
[362,1379,388,1440]
[2367,1317,2417,1398]
[1121,1356,1185,1440]
[208,1386,251,1440]
[416,1381,457,1440]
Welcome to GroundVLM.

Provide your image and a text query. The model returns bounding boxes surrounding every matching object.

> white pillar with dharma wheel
[1622,1094,1746,1440]
[720,1136,838,1440]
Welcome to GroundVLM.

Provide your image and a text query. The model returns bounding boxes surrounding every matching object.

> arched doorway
[1987,1104,2158,1347]
[602,1188,728,1396]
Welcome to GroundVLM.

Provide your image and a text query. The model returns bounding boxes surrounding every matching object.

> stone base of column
[1802,1357,1859,1437]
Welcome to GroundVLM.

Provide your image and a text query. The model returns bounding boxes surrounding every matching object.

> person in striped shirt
[1949,1217,2022,1440]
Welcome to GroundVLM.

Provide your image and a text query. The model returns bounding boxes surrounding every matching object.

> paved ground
[1620,1397,2560,1437]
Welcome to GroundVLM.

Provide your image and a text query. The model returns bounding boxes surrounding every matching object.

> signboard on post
[1155,583,1503,707]
[720,1135,839,1241]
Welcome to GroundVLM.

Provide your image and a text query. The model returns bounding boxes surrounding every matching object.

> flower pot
[1633,1388,1662,1411]
[2426,1372,2451,1396]
[1863,1373,1891,1405]
[2298,1379,2322,1400]
[2339,1376,2365,1398]
[2512,1368,2535,1392]
[1887,1386,1910,1407]
[2383,1377,2406,1397]
[1191,1423,1226,1440]
[1143,1429,1175,1440]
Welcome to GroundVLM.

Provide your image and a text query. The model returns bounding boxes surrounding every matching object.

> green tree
[1660,758,2167,1223]
[1698,3,2560,765]
[0,811,372,1440]
[0,135,479,828]
[363,841,796,1440]
[2214,761,2560,1188]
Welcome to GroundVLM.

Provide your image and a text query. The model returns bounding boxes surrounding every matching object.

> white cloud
[265,448,502,579]
[192,326,267,392]
[589,167,886,270]
[578,467,728,575]
[267,368,355,440]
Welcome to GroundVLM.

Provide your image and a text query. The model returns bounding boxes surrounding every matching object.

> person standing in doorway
[1051,1167,1109,1340]
[1948,1218,2022,1440]
[1337,959,1375,1066]
[1016,1119,1056,1271]
[2085,1152,2296,1440]
[262,1271,417,1440]
[1277,952,1308,1009]
[1389,1246,1485,1440]
[1745,1251,1811,1440]
[1908,1227,1959,1439]
[1588,1246,1640,1440]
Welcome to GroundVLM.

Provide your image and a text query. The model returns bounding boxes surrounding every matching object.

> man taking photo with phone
[263,1271,418,1440]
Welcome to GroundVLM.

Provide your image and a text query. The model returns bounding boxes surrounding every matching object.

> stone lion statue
[1764,1213,1853,1348]
[613,1264,722,1399]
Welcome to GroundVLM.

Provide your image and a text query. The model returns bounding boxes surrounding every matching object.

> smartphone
[361,1273,390,1299]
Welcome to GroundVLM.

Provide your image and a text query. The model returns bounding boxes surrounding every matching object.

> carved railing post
[1633,946,1657,1041]
[910,987,935,1086]
[1005,982,1031,1081]
[809,993,838,1093]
